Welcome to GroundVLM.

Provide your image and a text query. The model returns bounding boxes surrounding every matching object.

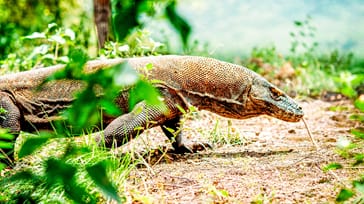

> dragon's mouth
[271,106,304,122]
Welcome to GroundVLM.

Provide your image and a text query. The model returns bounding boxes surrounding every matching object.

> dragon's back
[128,55,255,101]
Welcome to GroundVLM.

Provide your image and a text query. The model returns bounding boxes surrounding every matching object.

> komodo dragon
[0,55,304,156]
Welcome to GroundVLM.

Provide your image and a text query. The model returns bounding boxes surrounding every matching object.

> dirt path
[120,100,360,203]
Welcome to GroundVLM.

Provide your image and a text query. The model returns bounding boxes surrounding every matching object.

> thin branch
[302,117,320,151]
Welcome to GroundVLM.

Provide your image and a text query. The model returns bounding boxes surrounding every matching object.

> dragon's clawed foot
[173,141,213,154]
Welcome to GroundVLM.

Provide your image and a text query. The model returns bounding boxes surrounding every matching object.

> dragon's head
[246,77,304,122]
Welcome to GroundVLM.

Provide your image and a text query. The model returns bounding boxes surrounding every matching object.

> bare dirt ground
[119,99,362,203]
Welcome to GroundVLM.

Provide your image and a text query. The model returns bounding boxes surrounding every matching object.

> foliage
[0,1,183,201]
[1,23,77,72]
[111,0,191,50]
[0,0,192,202]
[324,97,364,202]
[289,15,318,56]
[246,15,362,98]
[209,120,246,146]
[1,138,132,203]
[0,129,15,168]
[164,0,191,49]
[101,29,166,58]
[287,15,363,97]
[0,0,90,60]
[334,72,364,99]
[0,0,60,59]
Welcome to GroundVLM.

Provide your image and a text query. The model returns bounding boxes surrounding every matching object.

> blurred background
[173,0,364,57]
[1,0,363,58]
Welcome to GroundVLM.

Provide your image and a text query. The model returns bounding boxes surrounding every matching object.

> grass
[208,119,247,146]
[0,132,135,203]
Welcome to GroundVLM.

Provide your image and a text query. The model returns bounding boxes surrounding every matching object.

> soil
[118,99,363,203]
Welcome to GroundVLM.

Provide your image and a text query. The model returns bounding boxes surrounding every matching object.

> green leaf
[45,158,94,203]
[18,134,52,158]
[351,129,364,139]
[145,63,153,70]
[129,80,165,110]
[165,0,191,49]
[336,188,354,202]
[328,106,349,112]
[349,114,364,122]
[64,87,99,130]
[45,158,76,185]
[323,163,343,172]
[49,34,66,44]
[0,170,41,185]
[32,44,50,55]
[218,189,229,197]
[42,53,56,60]
[294,21,303,26]
[354,98,364,112]
[0,141,14,149]
[0,107,7,114]
[64,181,96,204]
[24,32,46,39]
[43,48,88,84]
[0,129,15,140]
[0,162,6,171]
[67,48,89,78]
[112,0,140,41]
[176,104,187,114]
[100,99,122,116]
[63,144,91,158]
[86,161,120,202]
[353,180,364,194]
[48,22,58,30]
[353,154,364,165]
[64,28,75,40]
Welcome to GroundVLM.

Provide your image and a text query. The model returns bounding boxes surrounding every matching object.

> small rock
[288,129,296,134]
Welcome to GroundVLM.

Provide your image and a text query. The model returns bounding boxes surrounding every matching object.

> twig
[134,150,155,176]
[0,148,13,165]
[302,117,320,151]
[152,149,172,168]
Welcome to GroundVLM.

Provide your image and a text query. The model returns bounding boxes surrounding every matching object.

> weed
[101,29,166,58]
[209,120,246,146]
[1,23,76,72]
[325,96,364,202]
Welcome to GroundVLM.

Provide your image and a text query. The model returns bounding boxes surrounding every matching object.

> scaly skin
[0,55,304,157]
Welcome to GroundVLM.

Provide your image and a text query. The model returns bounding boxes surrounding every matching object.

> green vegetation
[246,16,364,98]
[246,16,364,202]
[0,1,363,203]
[209,120,246,146]
[0,0,190,202]
[324,99,364,202]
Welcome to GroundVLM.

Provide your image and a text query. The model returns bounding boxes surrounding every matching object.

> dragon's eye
[269,87,284,101]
